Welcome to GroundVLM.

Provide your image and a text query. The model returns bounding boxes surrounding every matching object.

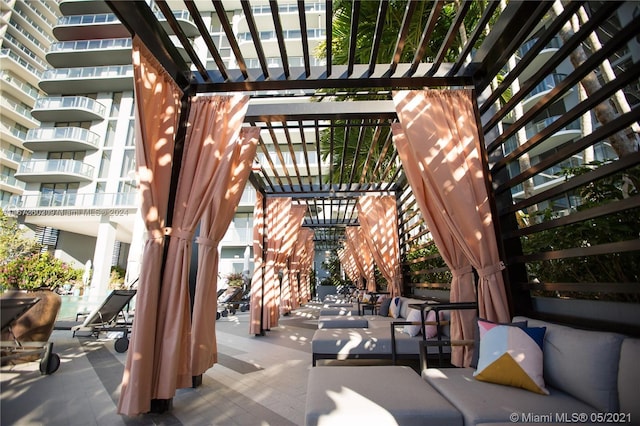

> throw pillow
[403,309,422,336]
[389,297,402,318]
[378,297,392,317]
[473,320,548,395]
[470,318,528,368]
[423,310,440,339]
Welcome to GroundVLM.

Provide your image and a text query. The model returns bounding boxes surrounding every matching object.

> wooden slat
[241,0,269,77]
[270,0,290,78]
[212,0,248,79]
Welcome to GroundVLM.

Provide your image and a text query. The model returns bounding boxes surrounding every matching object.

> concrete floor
[1,305,323,426]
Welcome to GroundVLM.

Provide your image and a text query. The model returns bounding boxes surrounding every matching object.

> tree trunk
[552,1,639,157]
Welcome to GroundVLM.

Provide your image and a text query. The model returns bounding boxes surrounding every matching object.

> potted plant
[226,272,245,288]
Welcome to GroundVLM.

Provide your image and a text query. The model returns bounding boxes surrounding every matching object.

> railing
[221,227,253,244]
[3,33,49,70]
[18,159,94,179]
[41,65,134,80]
[0,174,26,190]
[56,13,120,26]
[1,148,25,163]
[0,97,38,123]
[34,96,106,117]
[0,49,42,78]
[48,37,132,53]
[517,36,562,58]
[524,116,581,140]
[13,7,55,44]
[1,71,41,100]
[8,192,137,209]
[26,127,101,148]
[526,73,567,99]
[238,28,326,43]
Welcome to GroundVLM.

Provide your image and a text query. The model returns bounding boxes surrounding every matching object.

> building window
[48,152,84,160]
[39,183,79,207]
[120,150,135,178]
[125,120,135,146]
[99,150,112,179]
[110,92,123,117]
[105,120,117,147]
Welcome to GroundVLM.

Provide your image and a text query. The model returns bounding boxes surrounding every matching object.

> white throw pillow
[403,308,422,336]
[389,297,402,318]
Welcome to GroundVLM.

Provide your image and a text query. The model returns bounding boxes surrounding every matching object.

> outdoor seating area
[305,308,640,426]
[2,0,637,424]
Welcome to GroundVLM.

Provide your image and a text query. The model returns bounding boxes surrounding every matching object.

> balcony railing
[0,49,42,78]
[18,159,94,179]
[526,73,567,99]
[41,65,134,81]
[25,127,100,149]
[525,116,581,139]
[1,148,25,163]
[34,96,106,116]
[9,192,137,209]
[518,36,561,58]
[57,13,120,26]
[1,71,41,100]
[0,174,26,190]
[0,97,38,123]
[48,37,132,53]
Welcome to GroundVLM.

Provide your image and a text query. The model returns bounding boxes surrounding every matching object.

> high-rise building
[1,1,58,209]
[4,0,328,302]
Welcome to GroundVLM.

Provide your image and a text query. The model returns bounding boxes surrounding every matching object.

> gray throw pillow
[378,297,392,317]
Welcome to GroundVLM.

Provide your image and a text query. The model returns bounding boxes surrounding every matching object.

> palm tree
[315,0,491,184]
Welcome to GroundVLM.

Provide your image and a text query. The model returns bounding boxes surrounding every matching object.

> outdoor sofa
[305,315,640,426]
[312,296,476,365]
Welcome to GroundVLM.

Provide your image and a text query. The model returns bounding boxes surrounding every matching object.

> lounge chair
[71,289,136,353]
[1,297,60,374]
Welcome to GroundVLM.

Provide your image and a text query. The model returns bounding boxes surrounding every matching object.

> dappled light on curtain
[290,227,314,308]
[191,126,259,376]
[276,204,306,316]
[262,199,306,327]
[118,37,183,416]
[346,226,376,293]
[153,95,251,399]
[393,89,511,366]
[299,229,315,303]
[338,247,360,286]
[357,195,403,297]
[392,125,475,366]
[249,192,265,335]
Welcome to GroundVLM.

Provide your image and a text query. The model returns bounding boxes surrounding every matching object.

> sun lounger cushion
[306,366,462,426]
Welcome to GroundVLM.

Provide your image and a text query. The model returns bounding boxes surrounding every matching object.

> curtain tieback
[195,236,220,248]
[477,261,505,277]
[164,227,194,241]
[451,264,474,277]
[147,228,164,240]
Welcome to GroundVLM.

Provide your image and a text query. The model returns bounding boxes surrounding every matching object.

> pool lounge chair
[72,289,136,353]
[1,297,60,375]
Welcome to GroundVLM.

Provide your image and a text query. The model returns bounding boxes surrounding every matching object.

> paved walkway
[1,305,322,426]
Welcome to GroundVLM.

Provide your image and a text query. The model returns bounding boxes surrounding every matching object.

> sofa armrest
[419,339,474,371]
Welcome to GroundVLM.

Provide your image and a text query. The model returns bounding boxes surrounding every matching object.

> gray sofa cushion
[306,366,462,426]
[378,297,392,317]
[514,316,624,412]
[617,338,640,424]
[319,307,358,316]
[423,367,597,426]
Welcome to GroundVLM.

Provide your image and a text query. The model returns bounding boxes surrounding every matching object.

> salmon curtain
[274,204,306,316]
[152,95,251,399]
[346,226,376,293]
[299,229,315,303]
[357,195,403,298]
[392,89,511,366]
[249,198,306,334]
[118,37,183,416]
[289,227,313,309]
[191,126,259,376]
[249,192,265,335]
[337,247,360,286]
